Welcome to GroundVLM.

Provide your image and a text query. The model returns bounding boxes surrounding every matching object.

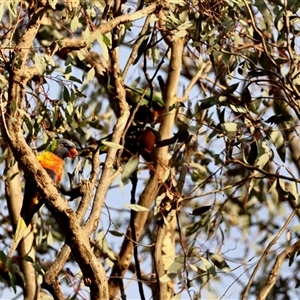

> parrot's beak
[68,148,78,158]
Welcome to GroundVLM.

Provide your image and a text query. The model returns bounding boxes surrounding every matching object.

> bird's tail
[8,217,28,257]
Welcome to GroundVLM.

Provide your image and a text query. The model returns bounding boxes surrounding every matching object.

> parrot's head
[48,139,78,159]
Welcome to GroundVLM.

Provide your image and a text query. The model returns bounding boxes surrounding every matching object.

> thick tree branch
[153,223,168,299]
[152,37,185,300]
[6,125,109,299]
[241,210,296,300]
[5,2,109,299]
[5,149,38,299]
[257,239,300,300]
[108,36,185,299]
[84,53,130,236]
[42,179,98,297]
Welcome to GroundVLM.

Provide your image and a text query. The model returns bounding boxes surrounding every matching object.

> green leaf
[295,279,300,289]
[186,220,202,236]
[65,54,74,66]
[121,155,139,183]
[224,82,239,94]
[65,65,72,80]
[221,122,244,133]
[256,152,271,169]
[267,130,284,148]
[87,67,95,82]
[255,0,273,28]
[249,151,271,191]
[266,114,293,124]
[134,34,150,65]
[281,167,299,204]
[206,129,218,143]
[44,54,56,67]
[209,253,231,273]
[7,0,18,16]
[34,53,47,75]
[159,273,175,283]
[0,250,7,263]
[200,257,216,276]
[162,168,171,183]
[189,162,207,174]
[101,140,123,150]
[71,15,79,32]
[96,31,109,62]
[267,129,286,162]
[189,263,198,272]
[229,104,247,114]
[8,172,19,181]
[199,96,220,109]
[69,75,82,84]
[190,205,212,216]
[109,230,124,237]
[47,231,53,246]
[0,2,5,21]
[23,255,34,263]
[123,203,149,212]
[83,26,93,48]
[63,87,70,102]
[95,231,116,260]
[167,257,185,274]
[48,0,58,9]
[77,49,86,62]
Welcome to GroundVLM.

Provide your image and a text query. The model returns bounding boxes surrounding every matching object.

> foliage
[0,0,300,299]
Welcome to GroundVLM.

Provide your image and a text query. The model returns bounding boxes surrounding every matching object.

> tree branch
[5,2,109,298]
[257,239,300,300]
[5,148,38,299]
[241,210,297,300]
[108,34,185,298]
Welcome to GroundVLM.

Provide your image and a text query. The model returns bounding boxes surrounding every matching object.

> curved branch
[241,210,297,300]
[99,4,157,35]
[5,149,38,299]
[122,14,152,78]
[5,2,109,298]
[108,36,185,299]
[257,239,300,300]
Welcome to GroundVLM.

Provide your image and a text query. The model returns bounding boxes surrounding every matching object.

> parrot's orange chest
[37,152,64,183]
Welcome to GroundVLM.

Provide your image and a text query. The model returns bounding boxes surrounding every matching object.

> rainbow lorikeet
[8,139,78,257]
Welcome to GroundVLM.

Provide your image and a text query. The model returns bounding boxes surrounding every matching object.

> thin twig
[0,89,10,140]
[177,67,205,103]
[123,14,152,77]
[130,171,146,300]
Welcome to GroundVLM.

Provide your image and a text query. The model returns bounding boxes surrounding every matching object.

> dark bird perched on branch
[96,127,190,164]
[9,139,78,257]
[97,126,160,163]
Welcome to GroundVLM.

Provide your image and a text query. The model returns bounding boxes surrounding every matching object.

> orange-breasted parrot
[8,139,78,257]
